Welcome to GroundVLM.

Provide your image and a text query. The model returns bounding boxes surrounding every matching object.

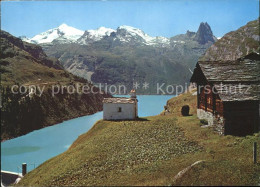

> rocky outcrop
[201,19,259,61]
[194,22,216,44]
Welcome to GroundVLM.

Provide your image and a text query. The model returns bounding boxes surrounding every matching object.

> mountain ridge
[21,23,217,47]
[19,22,218,94]
[31,22,217,94]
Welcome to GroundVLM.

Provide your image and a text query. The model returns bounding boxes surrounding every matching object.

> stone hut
[103,89,138,120]
[190,53,260,136]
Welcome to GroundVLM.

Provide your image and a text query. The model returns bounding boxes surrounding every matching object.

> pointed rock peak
[198,22,212,33]
[194,22,215,44]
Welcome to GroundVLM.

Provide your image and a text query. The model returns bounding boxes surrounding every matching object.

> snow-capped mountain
[35,21,217,94]
[77,27,116,45]
[77,25,170,47]
[116,25,152,43]
[115,25,170,47]
[24,24,84,44]
[23,23,216,47]
[22,23,170,46]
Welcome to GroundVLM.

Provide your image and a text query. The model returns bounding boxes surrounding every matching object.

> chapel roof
[103,97,137,104]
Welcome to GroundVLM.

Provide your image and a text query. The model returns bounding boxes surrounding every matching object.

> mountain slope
[0,31,109,140]
[35,22,217,94]
[201,18,259,61]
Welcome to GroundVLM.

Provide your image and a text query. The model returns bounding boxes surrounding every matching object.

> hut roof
[190,52,260,101]
[197,60,259,83]
[214,83,259,101]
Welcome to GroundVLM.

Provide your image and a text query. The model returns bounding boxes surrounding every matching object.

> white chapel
[103,89,138,120]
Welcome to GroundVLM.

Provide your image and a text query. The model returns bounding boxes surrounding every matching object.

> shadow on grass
[104,117,150,122]
[182,114,193,117]
[135,117,150,121]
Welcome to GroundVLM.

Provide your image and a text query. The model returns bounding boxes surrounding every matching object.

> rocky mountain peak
[200,19,259,61]
[194,22,216,44]
[23,24,84,44]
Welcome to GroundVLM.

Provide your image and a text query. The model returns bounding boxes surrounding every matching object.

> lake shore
[1,95,173,173]
[1,109,102,142]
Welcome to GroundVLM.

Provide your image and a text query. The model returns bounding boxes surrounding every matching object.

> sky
[1,0,259,38]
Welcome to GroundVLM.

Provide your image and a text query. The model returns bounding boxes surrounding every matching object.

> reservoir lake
[1,95,174,173]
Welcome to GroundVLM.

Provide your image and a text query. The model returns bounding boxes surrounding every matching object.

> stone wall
[197,109,224,135]
[197,109,214,125]
[213,115,225,135]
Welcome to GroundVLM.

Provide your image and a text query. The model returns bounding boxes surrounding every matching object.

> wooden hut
[190,53,260,136]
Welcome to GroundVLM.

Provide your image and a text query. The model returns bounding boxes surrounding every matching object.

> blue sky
[1,0,259,38]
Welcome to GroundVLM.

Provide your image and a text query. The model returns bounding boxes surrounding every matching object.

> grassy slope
[19,91,260,186]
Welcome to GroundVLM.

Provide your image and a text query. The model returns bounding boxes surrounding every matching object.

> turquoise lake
[1,95,174,173]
